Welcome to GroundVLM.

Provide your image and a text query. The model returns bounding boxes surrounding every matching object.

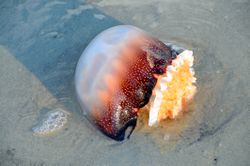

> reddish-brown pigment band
[94,38,173,140]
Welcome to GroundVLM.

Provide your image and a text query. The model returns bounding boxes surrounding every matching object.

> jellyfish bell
[75,25,196,141]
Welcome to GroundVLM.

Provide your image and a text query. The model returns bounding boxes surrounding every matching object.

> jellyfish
[75,25,196,141]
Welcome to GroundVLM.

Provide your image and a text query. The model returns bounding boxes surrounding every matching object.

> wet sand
[0,0,249,165]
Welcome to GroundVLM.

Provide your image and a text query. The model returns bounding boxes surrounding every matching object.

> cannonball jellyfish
[75,25,196,141]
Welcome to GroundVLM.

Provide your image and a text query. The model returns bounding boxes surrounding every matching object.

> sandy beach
[0,0,249,165]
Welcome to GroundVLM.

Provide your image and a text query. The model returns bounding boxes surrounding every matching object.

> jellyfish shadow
[0,0,122,114]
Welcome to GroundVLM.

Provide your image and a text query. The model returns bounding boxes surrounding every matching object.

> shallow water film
[0,0,249,165]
